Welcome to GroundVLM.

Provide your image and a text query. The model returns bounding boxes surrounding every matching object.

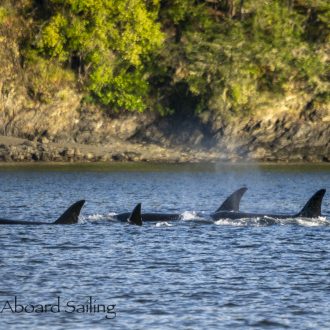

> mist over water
[0,163,330,329]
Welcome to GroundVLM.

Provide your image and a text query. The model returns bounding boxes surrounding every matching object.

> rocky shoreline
[0,135,222,163]
[0,127,329,164]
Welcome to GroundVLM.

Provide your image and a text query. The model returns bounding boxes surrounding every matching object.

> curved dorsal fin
[54,200,85,224]
[128,203,142,226]
[215,187,248,212]
[296,189,326,218]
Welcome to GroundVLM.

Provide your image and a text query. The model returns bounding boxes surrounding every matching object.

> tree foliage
[153,0,329,114]
[33,0,164,111]
[3,0,329,114]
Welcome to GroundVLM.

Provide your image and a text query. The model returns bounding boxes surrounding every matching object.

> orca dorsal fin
[215,187,248,212]
[54,200,85,224]
[128,203,142,226]
[296,189,326,218]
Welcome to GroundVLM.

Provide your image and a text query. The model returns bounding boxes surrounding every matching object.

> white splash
[213,218,268,227]
[181,211,205,221]
[155,222,173,227]
[214,219,246,226]
[84,212,117,222]
[295,216,329,227]
[214,216,329,227]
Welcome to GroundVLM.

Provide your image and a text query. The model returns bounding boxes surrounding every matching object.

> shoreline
[1,135,330,164]
[0,135,220,163]
[1,161,330,170]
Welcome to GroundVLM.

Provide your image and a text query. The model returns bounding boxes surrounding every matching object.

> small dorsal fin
[54,200,85,224]
[128,203,142,226]
[215,187,248,212]
[296,189,326,218]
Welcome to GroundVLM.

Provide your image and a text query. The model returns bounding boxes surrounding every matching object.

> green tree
[34,0,164,111]
[155,0,327,115]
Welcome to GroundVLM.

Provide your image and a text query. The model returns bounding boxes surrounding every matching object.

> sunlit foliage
[34,0,164,111]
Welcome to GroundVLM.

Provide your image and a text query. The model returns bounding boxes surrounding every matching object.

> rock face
[129,101,330,162]
[0,103,329,163]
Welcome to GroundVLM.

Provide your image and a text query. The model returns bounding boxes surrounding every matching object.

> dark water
[0,163,330,329]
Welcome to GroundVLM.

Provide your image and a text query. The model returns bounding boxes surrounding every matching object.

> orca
[114,187,248,222]
[211,189,326,220]
[0,200,85,225]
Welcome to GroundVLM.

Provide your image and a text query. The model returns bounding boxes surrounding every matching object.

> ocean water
[0,163,330,329]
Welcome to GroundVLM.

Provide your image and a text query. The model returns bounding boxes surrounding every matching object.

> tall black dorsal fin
[296,189,326,218]
[128,203,142,226]
[215,187,248,212]
[54,200,85,224]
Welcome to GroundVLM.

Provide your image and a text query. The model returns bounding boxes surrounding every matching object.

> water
[0,163,330,329]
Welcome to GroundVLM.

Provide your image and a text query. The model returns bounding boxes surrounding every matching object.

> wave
[155,222,173,227]
[82,213,117,222]
[81,211,329,227]
[214,216,329,227]
[180,211,207,221]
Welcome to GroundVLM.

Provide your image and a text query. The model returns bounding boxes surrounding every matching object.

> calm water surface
[0,163,330,329]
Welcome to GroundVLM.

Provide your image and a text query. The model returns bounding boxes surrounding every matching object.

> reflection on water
[0,163,330,329]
